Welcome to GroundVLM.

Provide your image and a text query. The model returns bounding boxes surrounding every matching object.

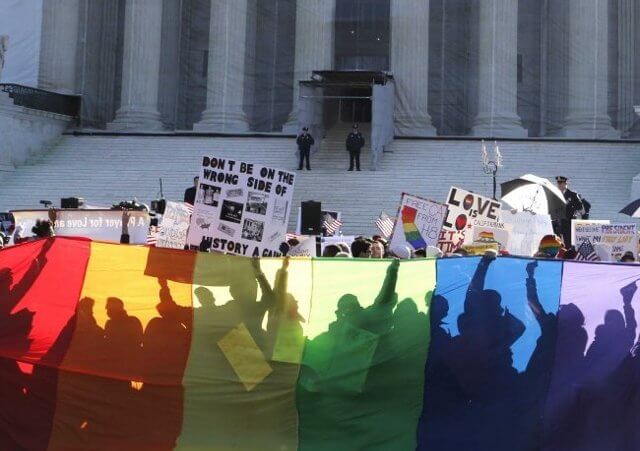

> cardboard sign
[439,187,502,253]
[501,210,554,257]
[188,156,296,257]
[389,193,448,251]
[156,201,192,249]
[471,225,511,250]
[11,209,149,244]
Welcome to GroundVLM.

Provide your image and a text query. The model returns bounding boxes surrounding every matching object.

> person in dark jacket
[346,123,365,171]
[183,176,198,205]
[554,176,585,246]
[296,127,314,170]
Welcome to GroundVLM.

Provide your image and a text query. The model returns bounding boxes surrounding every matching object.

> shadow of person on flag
[138,278,192,451]
[0,238,54,450]
[298,260,408,449]
[420,254,527,451]
[550,281,638,451]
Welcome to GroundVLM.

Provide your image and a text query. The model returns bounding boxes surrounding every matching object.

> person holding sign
[296,127,314,171]
[346,123,365,171]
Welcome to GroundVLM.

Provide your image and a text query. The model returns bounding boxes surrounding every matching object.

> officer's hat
[302,126,309,131]
[555,176,568,183]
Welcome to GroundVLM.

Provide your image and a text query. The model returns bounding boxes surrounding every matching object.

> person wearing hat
[555,176,585,247]
[345,123,365,171]
[296,126,314,170]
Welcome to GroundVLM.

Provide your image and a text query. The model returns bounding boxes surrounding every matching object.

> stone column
[108,0,163,131]
[282,0,336,133]
[471,0,527,137]
[561,0,618,138]
[38,0,81,94]
[194,0,251,132]
[391,0,436,137]
[618,0,635,138]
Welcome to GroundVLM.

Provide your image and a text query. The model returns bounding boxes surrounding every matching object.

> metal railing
[0,83,81,117]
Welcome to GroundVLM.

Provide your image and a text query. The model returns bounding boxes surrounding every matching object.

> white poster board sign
[287,236,317,257]
[439,187,502,253]
[389,193,448,251]
[501,210,554,257]
[188,156,296,257]
[11,209,149,244]
[156,201,192,249]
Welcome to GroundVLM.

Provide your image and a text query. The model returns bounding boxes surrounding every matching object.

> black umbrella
[501,174,567,220]
[620,199,640,217]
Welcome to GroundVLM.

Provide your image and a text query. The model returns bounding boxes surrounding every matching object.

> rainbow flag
[401,206,427,250]
[2,238,640,450]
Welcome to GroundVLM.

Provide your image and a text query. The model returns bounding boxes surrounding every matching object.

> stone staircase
[314,121,372,171]
[0,129,639,235]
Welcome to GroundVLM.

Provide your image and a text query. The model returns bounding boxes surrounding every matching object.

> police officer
[346,123,365,171]
[554,176,585,247]
[296,126,314,170]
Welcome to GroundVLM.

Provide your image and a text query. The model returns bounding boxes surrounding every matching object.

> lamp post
[481,140,503,200]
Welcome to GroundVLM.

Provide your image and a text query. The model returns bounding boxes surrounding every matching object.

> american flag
[146,226,160,246]
[375,212,395,238]
[184,202,194,215]
[576,240,600,262]
[322,215,343,236]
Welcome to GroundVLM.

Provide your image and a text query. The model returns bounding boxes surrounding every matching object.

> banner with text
[156,202,192,249]
[389,193,448,251]
[11,209,149,244]
[188,156,296,257]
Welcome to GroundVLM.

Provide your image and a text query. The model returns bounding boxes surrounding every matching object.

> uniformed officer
[345,123,365,171]
[555,176,585,246]
[296,126,314,170]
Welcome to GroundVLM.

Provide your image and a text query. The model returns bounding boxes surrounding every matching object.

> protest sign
[156,201,192,249]
[389,193,448,251]
[572,220,610,247]
[11,209,149,244]
[439,187,502,253]
[501,210,554,257]
[601,224,637,261]
[287,236,317,257]
[187,156,296,257]
[572,220,634,261]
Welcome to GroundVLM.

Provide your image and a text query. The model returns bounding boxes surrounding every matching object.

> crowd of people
[1,170,636,264]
